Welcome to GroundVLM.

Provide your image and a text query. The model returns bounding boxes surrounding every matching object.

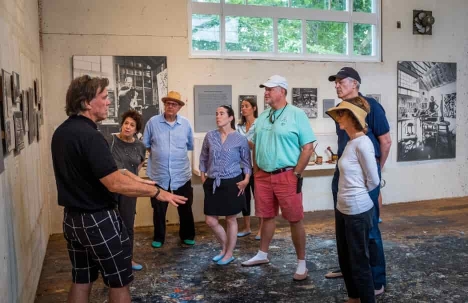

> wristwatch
[294,171,302,178]
[154,187,161,199]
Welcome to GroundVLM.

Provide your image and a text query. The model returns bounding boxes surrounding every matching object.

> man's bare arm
[377,132,392,169]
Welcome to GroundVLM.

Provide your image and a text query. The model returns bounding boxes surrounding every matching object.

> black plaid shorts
[63,208,133,288]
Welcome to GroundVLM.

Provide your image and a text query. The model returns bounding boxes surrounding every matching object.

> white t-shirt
[337,135,380,215]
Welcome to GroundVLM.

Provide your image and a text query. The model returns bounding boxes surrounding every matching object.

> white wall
[0,0,50,302]
[40,0,468,233]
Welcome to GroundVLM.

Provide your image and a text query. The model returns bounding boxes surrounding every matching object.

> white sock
[296,259,307,274]
[248,250,268,261]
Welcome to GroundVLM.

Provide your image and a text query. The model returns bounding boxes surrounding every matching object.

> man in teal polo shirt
[241,75,316,281]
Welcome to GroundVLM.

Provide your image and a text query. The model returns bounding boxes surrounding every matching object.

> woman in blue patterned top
[236,98,263,240]
[199,105,252,265]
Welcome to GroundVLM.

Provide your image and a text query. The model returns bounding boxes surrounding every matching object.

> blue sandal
[217,256,235,265]
[237,231,251,237]
[212,254,225,262]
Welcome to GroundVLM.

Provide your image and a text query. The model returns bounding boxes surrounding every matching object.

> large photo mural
[397,61,456,162]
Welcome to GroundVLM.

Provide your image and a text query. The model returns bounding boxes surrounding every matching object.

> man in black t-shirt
[51,75,187,303]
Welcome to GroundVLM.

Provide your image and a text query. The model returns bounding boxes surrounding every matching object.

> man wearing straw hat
[326,67,392,296]
[143,91,196,248]
[241,75,316,281]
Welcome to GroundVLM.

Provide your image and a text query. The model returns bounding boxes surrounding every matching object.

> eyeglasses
[164,101,180,108]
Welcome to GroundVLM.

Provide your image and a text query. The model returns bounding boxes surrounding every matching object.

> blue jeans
[332,163,387,289]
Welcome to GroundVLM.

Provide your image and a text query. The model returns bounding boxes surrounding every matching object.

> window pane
[192,14,220,51]
[248,0,288,7]
[306,21,347,55]
[226,0,246,3]
[291,0,346,11]
[353,23,373,55]
[278,19,302,53]
[225,16,273,52]
[192,0,220,2]
[353,0,372,12]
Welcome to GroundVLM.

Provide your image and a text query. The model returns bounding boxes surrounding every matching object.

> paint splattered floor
[35,197,468,302]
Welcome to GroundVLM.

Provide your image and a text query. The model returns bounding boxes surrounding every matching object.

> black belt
[267,167,294,175]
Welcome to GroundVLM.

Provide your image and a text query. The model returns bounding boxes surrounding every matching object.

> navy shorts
[63,208,133,288]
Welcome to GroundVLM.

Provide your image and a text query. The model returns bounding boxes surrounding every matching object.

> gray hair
[346,77,360,90]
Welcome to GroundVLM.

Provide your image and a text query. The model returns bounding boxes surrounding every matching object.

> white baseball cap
[259,75,288,90]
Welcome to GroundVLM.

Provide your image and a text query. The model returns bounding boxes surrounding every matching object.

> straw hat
[162,91,185,106]
[326,101,368,129]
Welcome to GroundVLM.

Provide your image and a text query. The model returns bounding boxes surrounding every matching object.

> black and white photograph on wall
[238,95,257,118]
[397,61,457,162]
[20,90,29,133]
[4,120,13,153]
[33,79,39,106]
[1,69,15,153]
[366,94,381,103]
[38,99,43,125]
[28,88,36,144]
[72,56,168,138]
[292,88,318,118]
[12,72,20,104]
[13,111,24,153]
[0,128,4,172]
[36,111,40,142]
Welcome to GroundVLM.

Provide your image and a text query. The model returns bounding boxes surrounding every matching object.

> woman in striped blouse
[199,105,252,265]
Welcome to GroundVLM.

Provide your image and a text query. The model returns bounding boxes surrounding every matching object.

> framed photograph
[2,69,12,119]
[72,55,167,138]
[292,88,318,118]
[12,72,20,104]
[0,129,4,173]
[1,69,15,153]
[28,88,36,144]
[323,99,335,118]
[36,111,40,142]
[33,79,39,106]
[20,90,29,132]
[38,98,44,125]
[4,120,13,153]
[397,61,456,162]
[13,111,24,153]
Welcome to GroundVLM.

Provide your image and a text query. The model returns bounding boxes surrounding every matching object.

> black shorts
[63,208,133,288]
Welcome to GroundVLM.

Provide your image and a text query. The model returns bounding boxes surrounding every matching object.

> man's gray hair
[346,77,360,90]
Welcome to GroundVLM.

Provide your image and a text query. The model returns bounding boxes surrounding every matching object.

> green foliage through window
[353,23,373,55]
[192,14,220,51]
[291,0,345,10]
[190,0,379,60]
[306,21,347,55]
[225,17,273,52]
[353,0,372,12]
[278,19,302,53]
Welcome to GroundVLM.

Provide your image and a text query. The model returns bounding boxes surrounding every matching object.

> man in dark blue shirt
[325,67,392,296]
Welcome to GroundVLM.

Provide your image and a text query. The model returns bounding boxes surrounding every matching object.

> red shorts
[254,169,304,222]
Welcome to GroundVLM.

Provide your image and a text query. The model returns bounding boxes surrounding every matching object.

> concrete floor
[35,197,468,302]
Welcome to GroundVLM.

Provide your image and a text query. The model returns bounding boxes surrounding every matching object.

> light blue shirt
[236,122,256,142]
[199,130,251,193]
[143,114,194,191]
[253,104,316,172]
